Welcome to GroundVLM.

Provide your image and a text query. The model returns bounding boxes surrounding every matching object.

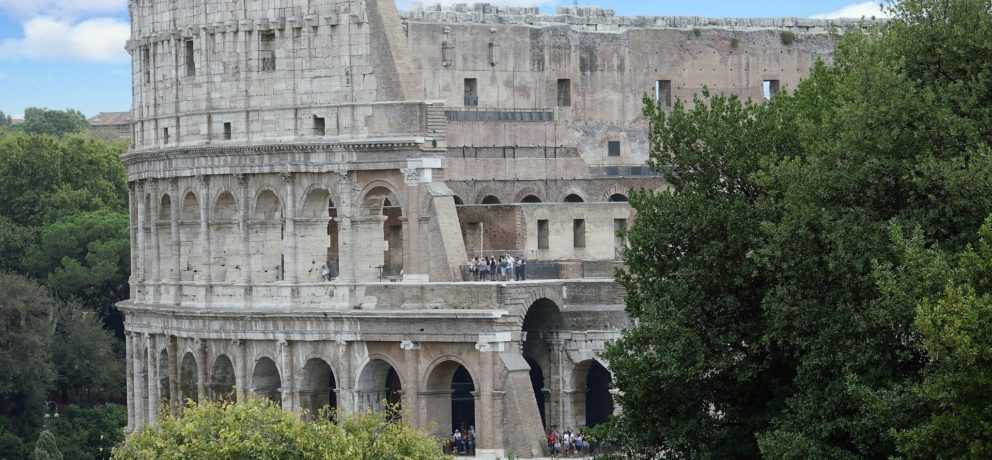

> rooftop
[88,111,130,127]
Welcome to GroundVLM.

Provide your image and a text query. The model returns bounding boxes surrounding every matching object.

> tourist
[519,257,527,281]
[489,257,497,281]
[507,254,516,280]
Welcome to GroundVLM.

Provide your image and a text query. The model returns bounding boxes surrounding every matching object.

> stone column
[149,180,161,302]
[132,333,146,431]
[197,176,212,302]
[195,339,207,402]
[278,340,295,411]
[125,332,134,431]
[135,181,147,290]
[127,183,138,300]
[235,340,247,402]
[237,175,252,286]
[146,334,159,424]
[282,173,298,284]
[170,179,182,305]
[335,171,355,282]
[168,336,179,415]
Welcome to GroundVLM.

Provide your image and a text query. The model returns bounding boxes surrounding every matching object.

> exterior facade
[120,1,848,456]
[88,112,132,142]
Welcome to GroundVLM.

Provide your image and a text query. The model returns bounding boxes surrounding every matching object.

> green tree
[51,305,125,405]
[23,210,130,330]
[47,404,126,460]
[0,111,12,127]
[32,430,63,460]
[21,108,88,137]
[0,273,56,437]
[112,399,447,460]
[606,1,992,458]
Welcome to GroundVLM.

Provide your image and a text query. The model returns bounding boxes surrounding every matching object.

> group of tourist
[547,429,593,457]
[467,255,527,281]
[443,426,477,456]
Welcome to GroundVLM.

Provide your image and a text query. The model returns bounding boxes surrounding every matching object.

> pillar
[125,332,134,431]
[168,336,179,415]
[237,174,252,286]
[335,171,355,282]
[282,173,298,284]
[235,339,247,402]
[132,333,146,431]
[149,180,161,302]
[146,334,159,424]
[278,340,295,411]
[197,176,212,301]
[135,182,147,289]
[170,179,181,305]
[127,183,138,300]
[195,339,207,402]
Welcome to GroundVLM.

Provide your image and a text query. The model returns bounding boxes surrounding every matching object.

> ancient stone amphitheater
[120,0,849,456]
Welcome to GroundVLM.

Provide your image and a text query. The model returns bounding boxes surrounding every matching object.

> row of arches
[453,193,629,205]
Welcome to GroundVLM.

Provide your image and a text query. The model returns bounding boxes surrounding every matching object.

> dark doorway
[585,361,614,427]
[526,356,546,428]
[451,366,476,433]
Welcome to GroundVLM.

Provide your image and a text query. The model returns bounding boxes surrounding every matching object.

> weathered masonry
[121,1,851,456]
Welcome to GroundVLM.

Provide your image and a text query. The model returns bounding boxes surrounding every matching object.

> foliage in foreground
[113,399,448,460]
[605,0,992,458]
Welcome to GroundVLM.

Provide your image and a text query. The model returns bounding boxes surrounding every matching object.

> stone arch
[362,185,404,278]
[301,187,333,219]
[602,184,630,203]
[572,360,614,428]
[210,354,236,402]
[525,355,547,429]
[452,195,465,206]
[179,352,199,404]
[480,195,501,205]
[299,187,339,281]
[521,297,564,430]
[355,357,403,416]
[424,358,478,437]
[514,187,544,204]
[563,193,585,203]
[252,357,282,407]
[608,193,629,203]
[520,195,543,204]
[213,191,238,221]
[180,191,199,221]
[253,189,283,222]
[301,358,337,420]
[159,193,173,221]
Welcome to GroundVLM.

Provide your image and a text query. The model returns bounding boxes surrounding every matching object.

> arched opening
[158,194,175,281]
[158,349,171,413]
[252,357,282,407]
[210,355,236,403]
[453,195,465,206]
[520,195,543,204]
[301,188,338,281]
[179,352,199,404]
[212,192,239,283]
[356,359,402,418]
[301,358,337,421]
[253,190,284,282]
[481,195,501,205]
[364,187,403,278]
[573,360,615,428]
[179,192,201,281]
[608,193,629,203]
[564,194,585,203]
[426,361,477,438]
[521,298,564,429]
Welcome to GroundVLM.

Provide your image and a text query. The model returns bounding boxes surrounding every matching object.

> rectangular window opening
[537,219,550,250]
[260,31,276,72]
[313,116,326,136]
[163,127,170,145]
[557,78,572,107]
[763,79,780,100]
[608,140,621,157]
[464,78,478,107]
[223,122,232,140]
[573,219,586,249]
[185,39,195,77]
[614,218,628,259]
[142,47,151,83]
[655,80,672,107]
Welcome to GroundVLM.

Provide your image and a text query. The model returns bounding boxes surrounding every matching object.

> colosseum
[119,1,850,456]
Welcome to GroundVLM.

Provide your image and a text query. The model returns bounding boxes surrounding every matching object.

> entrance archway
[522,298,563,429]
[179,352,198,404]
[210,355,236,402]
[426,360,477,436]
[158,349,171,413]
[302,358,337,420]
[573,360,615,428]
[356,359,402,417]
[364,187,404,278]
[252,357,282,407]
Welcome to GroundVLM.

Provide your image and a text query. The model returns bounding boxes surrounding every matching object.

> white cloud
[812,2,890,19]
[0,0,125,19]
[0,16,130,62]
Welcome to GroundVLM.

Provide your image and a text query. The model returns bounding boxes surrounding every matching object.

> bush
[780,31,796,45]
[112,399,447,460]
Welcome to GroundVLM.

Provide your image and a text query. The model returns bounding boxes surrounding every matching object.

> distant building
[88,112,130,141]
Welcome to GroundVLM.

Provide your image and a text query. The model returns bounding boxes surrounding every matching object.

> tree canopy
[606,0,992,458]
[21,108,89,137]
[113,400,447,460]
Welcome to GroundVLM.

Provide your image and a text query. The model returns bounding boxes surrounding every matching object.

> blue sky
[0,1,887,119]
